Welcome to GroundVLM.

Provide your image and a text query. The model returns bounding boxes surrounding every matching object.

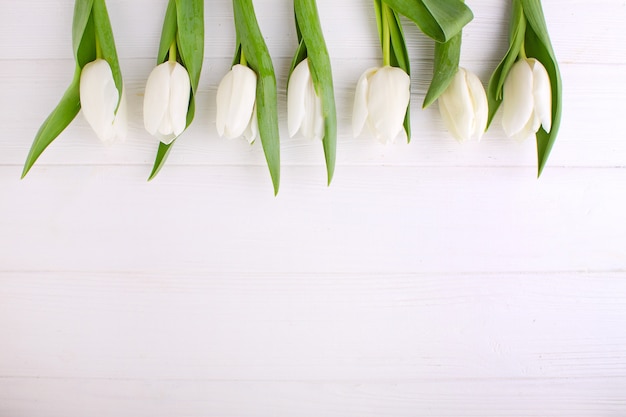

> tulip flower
[502,58,552,141]
[289,0,337,185]
[143,61,191,145]
[288,58,324,141]
[438,67,488,142]
[487,0,561,176]
[23,0,125,177]
[147,0,204,180]
[216,64,259,143]
[79,59,127,144]
[353,66,410,144]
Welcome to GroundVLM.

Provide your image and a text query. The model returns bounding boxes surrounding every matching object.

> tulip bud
[79,59,127,144]
[143,61,191,145]
[438,68,488,142]
[502,58,552,141]
[216,64,258,143]
[353,66,410,144]
[288,58,324,141]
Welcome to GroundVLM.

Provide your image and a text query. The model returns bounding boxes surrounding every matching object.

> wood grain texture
[0,0,625,415]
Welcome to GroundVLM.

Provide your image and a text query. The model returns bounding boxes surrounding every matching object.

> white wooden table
[1,1,625,415]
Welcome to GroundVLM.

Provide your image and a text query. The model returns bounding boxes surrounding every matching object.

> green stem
[95,36,103,59]
[381,2,391,66]
[240,48,247,66]
[169,41,177,63]
[519,39,527,60]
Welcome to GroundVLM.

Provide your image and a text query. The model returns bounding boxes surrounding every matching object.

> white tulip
[79,59,127,144]
[216,64,258,143]
[143,61,191,145]
[502,58,552,141]
[288,58,324,141]
[353,66,410,144]
[438,67,488,142]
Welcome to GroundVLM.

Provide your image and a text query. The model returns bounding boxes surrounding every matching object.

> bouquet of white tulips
[145,0,204,180]
[287,0,337,185]
[23,0,126,178]
[354,0,473,145]
[487,0,562,176]
[216,0,280,195]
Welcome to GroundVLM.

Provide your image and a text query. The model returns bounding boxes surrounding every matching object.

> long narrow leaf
[294,0,337,184]
[148,141,176,180]
[486,0,525,127]
[233,0,280,195]
[423,32,461,108]
[92,0,122,98]
[421,0,473,41]
[74,9,97,69]
[72,0,95,60]
[385,0,472,43]
[386,5,411,141]
[175,0,204,94]
[22,68,82,178]
[157,0,178,64]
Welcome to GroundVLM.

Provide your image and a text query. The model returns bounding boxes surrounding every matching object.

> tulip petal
[302,66,324,141]
[438,68,473,142]
[287,59,310,138]
[113,88,128,142]
[352,67,377,138]
[244,104,258,144]
[465,69,488,140]
[215,68,234,137]
[80,59,119,143]
[169,62,191,137]
[366,66,410,144]
[311,86,324,141]
[529,58,552,133]
[143,62,172,137]
[502,59,534,139]
[225,65,257,139]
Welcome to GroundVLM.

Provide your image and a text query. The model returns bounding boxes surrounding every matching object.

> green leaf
[386,5,411,141]
[92,0,123,100]
[423,31,461,108]
[72,0,95,61]
[75,10,97,69]
[148,141,176,181]
[175,0,204,94]
[233,0,280,195]
[157,0,178,64]
[294,0,337,184]
[385,0,472,43]
[22,67,82,178]
[486,0,525,127]
[522,1,562,177]
[288,37,308,77]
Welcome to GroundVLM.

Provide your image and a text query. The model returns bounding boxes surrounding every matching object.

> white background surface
[1,0,626,416]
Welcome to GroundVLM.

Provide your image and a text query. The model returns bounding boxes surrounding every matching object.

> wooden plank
[0,377,625,417]
[1,166,624,274]
[0,1,624,64]
[1,271,626,415]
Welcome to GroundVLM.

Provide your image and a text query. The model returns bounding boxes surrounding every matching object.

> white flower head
[353,65,410,144]
[288,58,324,141]
[216,64,258,143]
[79,59,127,144]
[502,58,552,141]
[143,61,191,144]
[438,67,488,142]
